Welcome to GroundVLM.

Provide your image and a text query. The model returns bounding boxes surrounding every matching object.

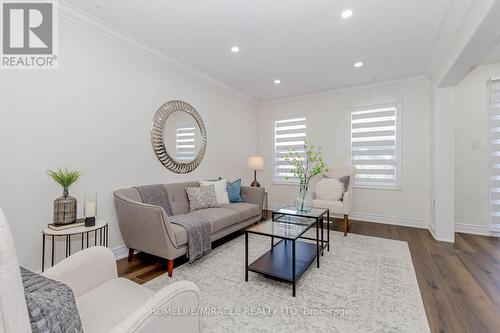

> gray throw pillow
[185,185,218,211]
[323,175,350,200]
[20,267,83,333]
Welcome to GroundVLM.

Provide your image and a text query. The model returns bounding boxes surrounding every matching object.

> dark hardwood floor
[117,218,500,333]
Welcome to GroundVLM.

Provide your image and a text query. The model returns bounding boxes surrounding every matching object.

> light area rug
[145,230,430,333]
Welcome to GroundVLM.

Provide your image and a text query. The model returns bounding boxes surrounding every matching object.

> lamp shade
[247,156,264,170]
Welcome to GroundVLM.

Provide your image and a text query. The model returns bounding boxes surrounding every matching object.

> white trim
[267,203,427,229]
[261,76,428,105]
[428,225,455,243]
[56,1,258,105]
[455,223,500,237]
[349,212,427,229]
[111,245,133,260]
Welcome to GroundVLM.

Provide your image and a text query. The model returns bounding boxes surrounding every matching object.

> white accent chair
[0,208,201,333]
[311,166,356,236]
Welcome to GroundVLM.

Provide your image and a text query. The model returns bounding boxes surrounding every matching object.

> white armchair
[0,208,201,333]
[311,166,356,236]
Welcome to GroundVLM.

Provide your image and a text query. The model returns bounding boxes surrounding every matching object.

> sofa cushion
[226,202,260,220]
[185,185,218,211]
[76,278,154,333]
[188,208,240,233]
[164,181,199,215]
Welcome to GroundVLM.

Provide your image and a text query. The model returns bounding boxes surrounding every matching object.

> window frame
[349,102,402,190]
[272,114,308,185]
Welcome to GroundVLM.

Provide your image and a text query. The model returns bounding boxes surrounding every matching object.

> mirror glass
[162,111,202,163]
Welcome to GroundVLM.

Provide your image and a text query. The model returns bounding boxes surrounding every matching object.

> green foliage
[47,167,82,193]
[284,142,329,184]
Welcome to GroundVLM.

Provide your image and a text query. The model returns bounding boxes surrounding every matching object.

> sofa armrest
[240,186,265,211]
[343,191,351,215]
[114,192,182,256]
[42,246,117,297]
[109,281,201,333]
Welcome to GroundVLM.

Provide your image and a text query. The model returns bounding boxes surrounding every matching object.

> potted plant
[284,143,329,212]
[48,168,82,224]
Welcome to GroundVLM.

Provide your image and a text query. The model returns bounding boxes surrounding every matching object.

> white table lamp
[247,156,264,187]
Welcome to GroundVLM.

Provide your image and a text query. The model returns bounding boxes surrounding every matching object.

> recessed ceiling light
[341,9,353,19]
[231,46,239,53]
[354,62,363,68]
[274,79,281,84]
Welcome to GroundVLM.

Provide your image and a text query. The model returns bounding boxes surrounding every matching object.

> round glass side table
[41,219,108,272]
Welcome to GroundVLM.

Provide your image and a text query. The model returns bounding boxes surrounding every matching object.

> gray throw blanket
[169,214,211,262]
[135,184,211,262]
[135,184,173,216]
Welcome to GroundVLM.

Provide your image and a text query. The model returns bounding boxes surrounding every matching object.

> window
[274,117,307,182]
[489,77,500,230]
[350,104,399,188]
[176,126,196,161]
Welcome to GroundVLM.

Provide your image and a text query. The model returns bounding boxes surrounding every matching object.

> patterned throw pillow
[185,185,218,211]
[199,178,230,206]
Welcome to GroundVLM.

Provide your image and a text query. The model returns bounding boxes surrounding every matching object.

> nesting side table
[41,220,108,272]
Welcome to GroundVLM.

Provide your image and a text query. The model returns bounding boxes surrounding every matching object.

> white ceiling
[64,0,454,101]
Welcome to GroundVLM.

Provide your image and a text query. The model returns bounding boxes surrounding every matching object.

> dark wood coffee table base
[245,237,318,297]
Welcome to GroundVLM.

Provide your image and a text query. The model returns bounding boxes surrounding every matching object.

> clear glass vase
[295,183,313,212]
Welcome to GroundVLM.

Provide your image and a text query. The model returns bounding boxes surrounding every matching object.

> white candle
[85,202,96,217]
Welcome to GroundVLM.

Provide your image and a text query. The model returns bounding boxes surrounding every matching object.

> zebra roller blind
[350,104,399,187]
[274,117,307,182]
[176,126,196,161]
[490,77,500,230]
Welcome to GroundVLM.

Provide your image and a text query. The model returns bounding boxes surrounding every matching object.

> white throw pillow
[315,178,345,201]
[199,178,230,206]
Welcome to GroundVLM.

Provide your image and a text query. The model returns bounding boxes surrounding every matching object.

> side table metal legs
[42,235,45,272]
[41,224,108,272]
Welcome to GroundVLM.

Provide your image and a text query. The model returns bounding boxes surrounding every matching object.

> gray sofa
[114,181,265,276]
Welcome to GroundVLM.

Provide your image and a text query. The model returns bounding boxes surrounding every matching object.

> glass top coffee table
[245,206,329,297]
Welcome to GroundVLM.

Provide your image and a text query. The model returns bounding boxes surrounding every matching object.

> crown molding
[261,75,429,105]
[56,1,259,105]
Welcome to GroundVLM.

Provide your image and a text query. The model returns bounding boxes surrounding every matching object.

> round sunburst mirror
[151,100,207,173]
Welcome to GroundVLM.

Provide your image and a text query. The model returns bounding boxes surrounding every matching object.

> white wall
[432,86,456,242]
[258,77,431,227]
[455,62,500,233]
[0,16,259,271]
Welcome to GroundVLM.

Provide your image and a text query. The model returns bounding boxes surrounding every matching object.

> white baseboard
[111,245,131,260]
[349,212,428,229]
[455,223,500,237]
[268,203,427,229]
